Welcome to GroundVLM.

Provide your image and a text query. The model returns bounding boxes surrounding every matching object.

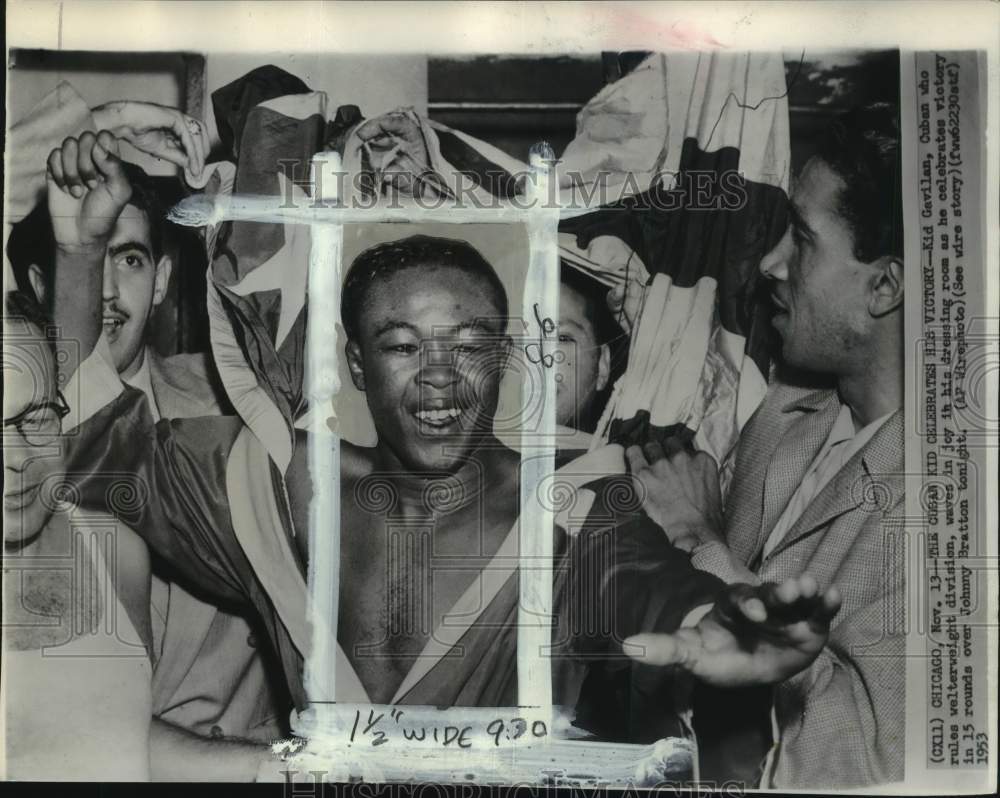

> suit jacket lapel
[766,410,904,561]
[755,391,841,563]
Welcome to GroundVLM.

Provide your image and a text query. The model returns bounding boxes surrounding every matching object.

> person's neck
[373,439,501,518]
[836,339,902,430]
[119,345,148,382]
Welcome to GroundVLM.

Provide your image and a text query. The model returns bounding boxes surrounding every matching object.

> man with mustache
[78,165,286,770]
[2,131,154,778]
[59,216,552,709]
[52,130,843,761]
[624,104,905,788]
[17,129,285,777]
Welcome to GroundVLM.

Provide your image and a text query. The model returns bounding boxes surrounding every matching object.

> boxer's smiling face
[346,265,511,474]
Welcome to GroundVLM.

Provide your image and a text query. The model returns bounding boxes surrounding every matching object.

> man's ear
[152,255,173,307]
[346,340,366,391]
[868,256,904,317]
[596,343,611,392]
[27,264,47,305]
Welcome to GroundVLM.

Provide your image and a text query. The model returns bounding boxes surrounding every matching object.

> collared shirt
[763,404,893,560]
[122,347,161,423]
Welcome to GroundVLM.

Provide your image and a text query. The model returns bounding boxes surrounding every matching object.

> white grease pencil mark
[303,152,344,714]
[517,143,559,718]
[172,147,694,785]
[168,192,596,227]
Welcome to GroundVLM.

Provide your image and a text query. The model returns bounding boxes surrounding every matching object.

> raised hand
[47,130,132,254]
[91,100,208,178]
[624,574,842,687]
[626,441,725,550]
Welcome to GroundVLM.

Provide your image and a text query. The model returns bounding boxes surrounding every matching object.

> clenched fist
[47,130,132,254]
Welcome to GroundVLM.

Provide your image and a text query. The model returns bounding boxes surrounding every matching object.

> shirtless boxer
[50,131,840,730]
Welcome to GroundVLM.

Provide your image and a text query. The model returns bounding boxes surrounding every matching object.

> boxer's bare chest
[335,477,517,704]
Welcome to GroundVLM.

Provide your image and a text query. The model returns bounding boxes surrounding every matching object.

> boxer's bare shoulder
[340,439,377,481]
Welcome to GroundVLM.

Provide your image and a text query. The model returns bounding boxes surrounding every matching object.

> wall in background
[7,50,189,176]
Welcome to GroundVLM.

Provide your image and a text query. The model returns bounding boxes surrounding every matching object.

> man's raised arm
[48,133,253,609]
[47,130,129,379]
[8,82,207,225]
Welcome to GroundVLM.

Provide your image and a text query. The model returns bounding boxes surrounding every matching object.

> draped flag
[557,52,791,478]
[196,55,790,486]
[167,58,791,754]
[200,69,338,470]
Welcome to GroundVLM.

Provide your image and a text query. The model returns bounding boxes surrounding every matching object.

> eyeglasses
[3,391,71,446]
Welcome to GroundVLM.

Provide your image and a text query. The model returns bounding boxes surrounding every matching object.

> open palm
[625,574,842,687]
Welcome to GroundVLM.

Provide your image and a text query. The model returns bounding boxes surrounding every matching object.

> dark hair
[559,263,620,347]
[341,234,509,340]
[5,203,55,306]
[817,102,902,263]
[120,162,168,262]
[3,289,57,359]
[6,162,168,309]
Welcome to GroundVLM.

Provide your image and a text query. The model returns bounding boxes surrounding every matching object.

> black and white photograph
[2,1,996,793]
